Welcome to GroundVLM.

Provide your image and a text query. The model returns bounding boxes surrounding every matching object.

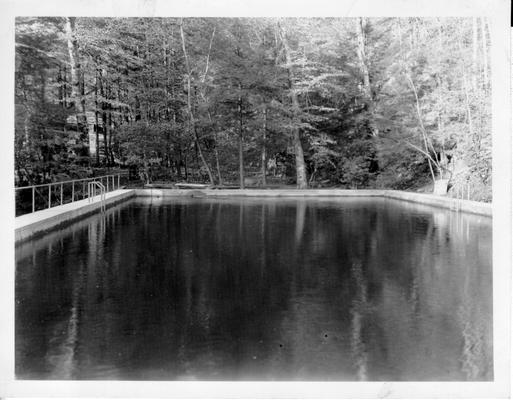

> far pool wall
[134,188,386,197]
[15,188,491,244]
[134,188,492,217]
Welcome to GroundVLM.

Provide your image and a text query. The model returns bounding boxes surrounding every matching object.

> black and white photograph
[1,0,511,398]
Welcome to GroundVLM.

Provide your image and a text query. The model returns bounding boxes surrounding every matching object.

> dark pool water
[15,197,493,381]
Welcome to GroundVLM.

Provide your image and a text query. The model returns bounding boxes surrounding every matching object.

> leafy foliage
[14,17,491,200]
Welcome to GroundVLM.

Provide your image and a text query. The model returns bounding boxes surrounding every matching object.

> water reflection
[15,197,492,380]
[350,261,369,381]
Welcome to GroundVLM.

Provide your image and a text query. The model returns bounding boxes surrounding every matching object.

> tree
[277,21,309,189]
[180,19,216,185]
[14,17,492,200]
[64,17,91,152]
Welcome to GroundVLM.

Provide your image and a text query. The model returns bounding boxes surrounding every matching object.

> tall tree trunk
[39,69,46,104]
[199,28,221,185]
[79,70,87,126]
[173,112,183,179]
[115,72,123,153]
[213,130,223,186]
[261,106,267,186]
[355,18,372,100]
[80,69,96,163]
[184,153,188,181]
[461,66,474,140]
[481,18,488,89]
[179,20,215,185]
[163,37,172,172]
[62,65,68,108]
[57,66,64,108]
[472,17,478,90]
[238,83,245,189]
[278,22,308,189]
[22,104,30,148]
[108,110,115,166]
[355,17,378,137]
[64,17,87,131]
[102,110,109,166]
[407,75,439,184]
[94,66,100,165]
[206,109,223,185]
[203,108,223,185]
[436,24,447,178]
[99,69,109,165]
[165,124,171,169]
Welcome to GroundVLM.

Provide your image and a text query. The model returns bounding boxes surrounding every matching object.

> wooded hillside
[15,17,492,200]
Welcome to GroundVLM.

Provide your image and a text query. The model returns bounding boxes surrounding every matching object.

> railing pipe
[15,173,127,215]
[15,173,127,190]
[88,181,106,211]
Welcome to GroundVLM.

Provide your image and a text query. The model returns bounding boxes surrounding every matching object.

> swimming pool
[15,196,493,380]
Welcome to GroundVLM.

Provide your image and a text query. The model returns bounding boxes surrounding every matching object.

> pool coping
[135,188,492,216]
[15,188,491,243]
[15,189,136,243]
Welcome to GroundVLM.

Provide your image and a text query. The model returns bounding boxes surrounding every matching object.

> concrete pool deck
[15,188,491,243]
[15,189,135,243]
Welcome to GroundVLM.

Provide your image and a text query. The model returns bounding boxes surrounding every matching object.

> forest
[14,17,492,201]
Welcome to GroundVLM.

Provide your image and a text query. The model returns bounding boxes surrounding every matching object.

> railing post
[60,183,63,205]
[72,181,75,202]
[117,174,120,189]
[48,185,51,208]
[106,176,109,192]
[32,187,35,213]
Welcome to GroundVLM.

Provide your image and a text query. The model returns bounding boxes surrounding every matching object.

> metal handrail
[14,173,125,190]
[15,173,126,214]
[88,181,106,212]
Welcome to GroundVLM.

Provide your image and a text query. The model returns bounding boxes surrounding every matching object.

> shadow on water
[15,197,492,380]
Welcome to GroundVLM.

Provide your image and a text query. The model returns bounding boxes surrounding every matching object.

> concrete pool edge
[15,188,491,243]
[135,188,492,217]
[15,189,136,243]
[382,190,492,217]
